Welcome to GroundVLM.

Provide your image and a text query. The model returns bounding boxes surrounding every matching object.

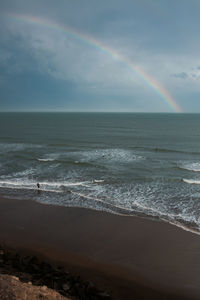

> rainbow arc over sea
[7,13,182,112]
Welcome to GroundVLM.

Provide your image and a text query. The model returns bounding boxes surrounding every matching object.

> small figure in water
[37,183,40,189]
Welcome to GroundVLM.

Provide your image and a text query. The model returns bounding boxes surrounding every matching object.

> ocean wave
[37,158,56,162]
[37,158,98,168]
[69,149,144,164]
[0,168,37,179]
[0,143,42,152]
[0,176,200,234]
[37,152,61,162]
[0,179,90,192]
[183,179,200,184]
[0,180,62,193]
[40,181,90,188]
[134,146,200,155]
[179,162,200,172]
[131,199,200,234]
[36,149,144,167]
[12,168,36,177]
[92,179,104,183]
[153,147,190,154]
[57,190,200,234]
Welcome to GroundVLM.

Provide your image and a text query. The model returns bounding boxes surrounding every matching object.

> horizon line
[0,110,195,114]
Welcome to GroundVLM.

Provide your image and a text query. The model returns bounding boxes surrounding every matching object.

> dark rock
[62,283,70,291]
[97,291,111,298]
[0,248,112,299]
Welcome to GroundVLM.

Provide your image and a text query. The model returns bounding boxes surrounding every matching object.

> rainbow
[7,13,182,112]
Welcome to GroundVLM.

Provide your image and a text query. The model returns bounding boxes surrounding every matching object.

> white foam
[0,179,89,191]
[180,162,200,172]
[166,219,200,235]
[70,191,134,213]
[37,152,61,162]
[1,167,39,180]
[12,168,35,177]
[41,181,89,188]
[183,179,200,184]
[37,158,56,162]
[69,149,144,164]
[64,190,200,235]
[0,180,33,187]
[92,179,104,183]
[134,200,160,215]
[0,180,62,193]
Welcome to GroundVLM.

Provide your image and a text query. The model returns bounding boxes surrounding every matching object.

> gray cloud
[1,0,200,111]
[171,72,188,79]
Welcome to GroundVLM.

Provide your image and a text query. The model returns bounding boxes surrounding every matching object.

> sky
[1,0,200,113]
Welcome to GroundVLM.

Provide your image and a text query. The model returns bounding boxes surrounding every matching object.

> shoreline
[1,196,200,299]
[3,191,200,237]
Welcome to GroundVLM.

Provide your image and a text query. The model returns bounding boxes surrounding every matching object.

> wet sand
[1,196,200,299]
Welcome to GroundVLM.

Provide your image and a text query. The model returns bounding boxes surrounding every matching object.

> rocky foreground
[0,273,69,300]
[0,248,111,300]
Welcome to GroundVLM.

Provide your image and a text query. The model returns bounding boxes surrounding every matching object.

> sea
[1,112,200,233]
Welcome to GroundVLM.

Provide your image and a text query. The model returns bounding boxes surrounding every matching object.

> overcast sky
[1,0,200,112]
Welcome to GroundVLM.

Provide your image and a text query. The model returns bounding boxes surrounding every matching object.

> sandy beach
[1,196,200,299]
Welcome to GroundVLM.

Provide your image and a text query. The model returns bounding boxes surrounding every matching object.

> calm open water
[1,112,200,232]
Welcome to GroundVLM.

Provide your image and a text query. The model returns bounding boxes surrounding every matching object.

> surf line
[71,191,200,236]
[7,13,182,113]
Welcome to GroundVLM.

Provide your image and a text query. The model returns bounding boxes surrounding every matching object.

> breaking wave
[179,162,200,172]
[183,179,200,185]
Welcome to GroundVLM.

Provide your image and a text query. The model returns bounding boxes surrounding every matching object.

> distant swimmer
[102,155,105,158]
[37,183,40,189]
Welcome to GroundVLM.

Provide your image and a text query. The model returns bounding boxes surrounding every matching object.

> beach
[1,0,200,296]
[1,196,200,299]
